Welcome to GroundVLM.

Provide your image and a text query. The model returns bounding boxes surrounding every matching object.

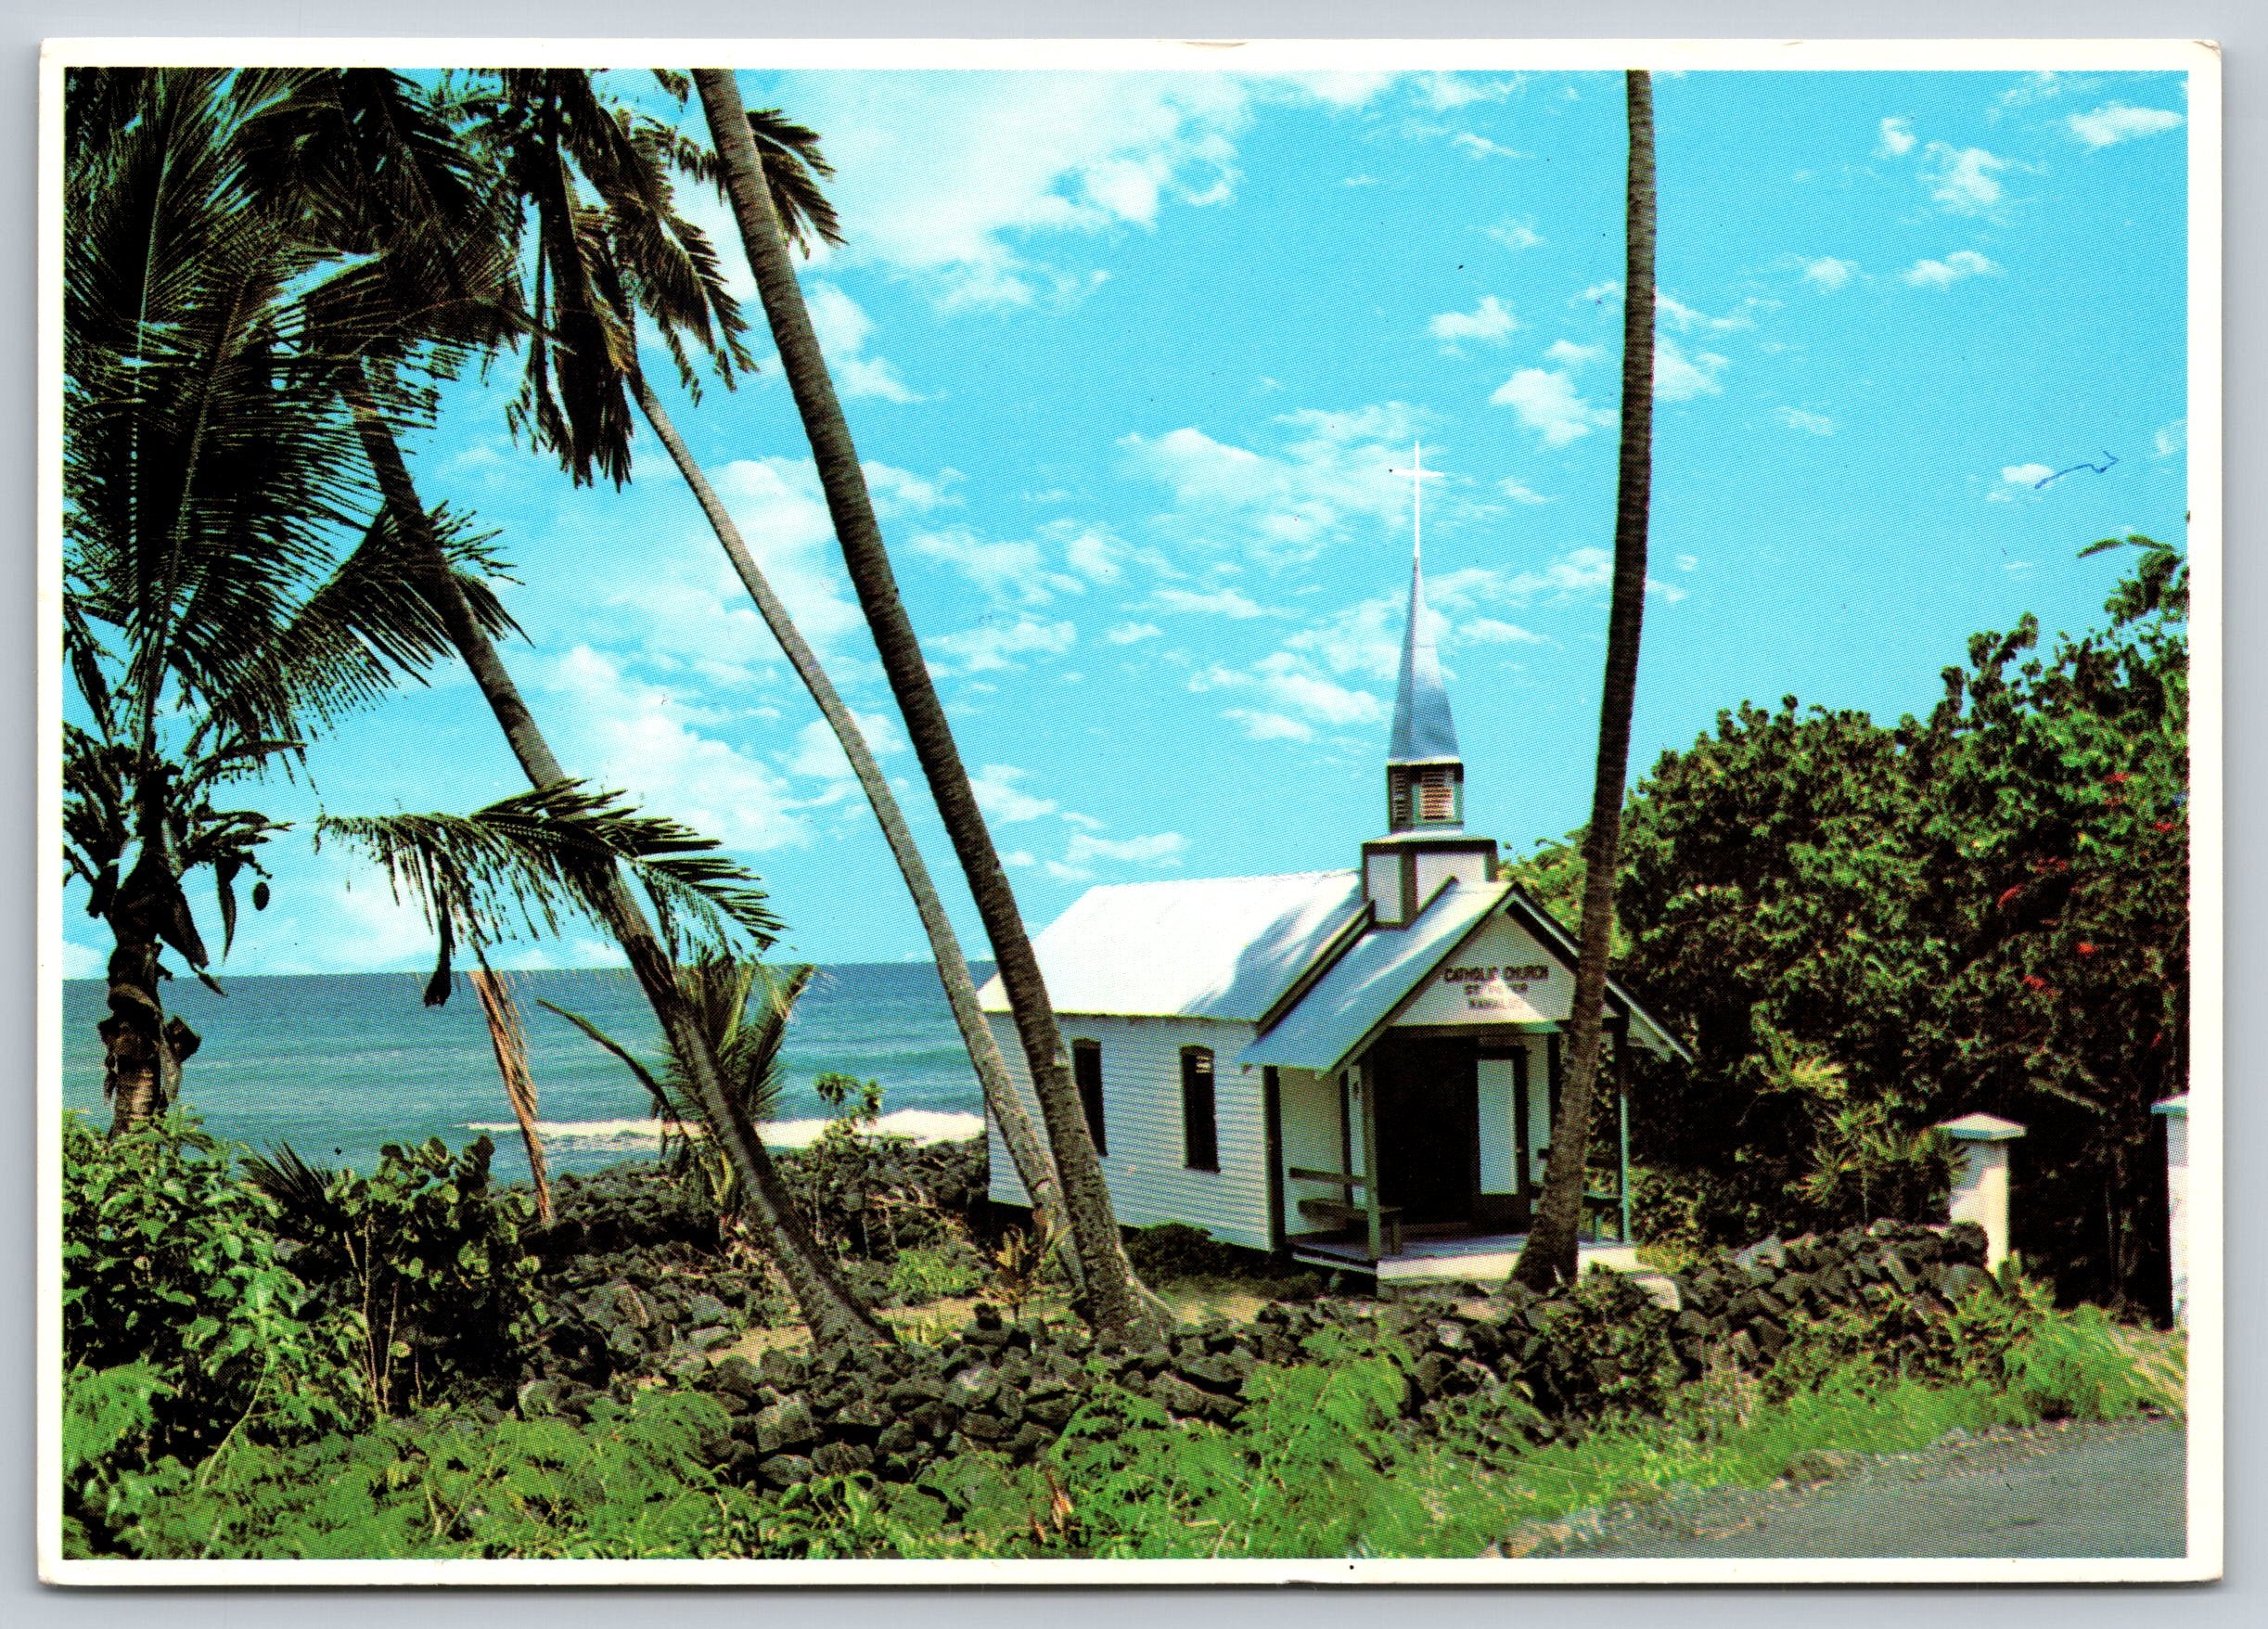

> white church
[979,479,1691,1281]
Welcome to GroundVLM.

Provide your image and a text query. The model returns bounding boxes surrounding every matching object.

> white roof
[1935,1111,2028,1142]
[978,870,1366,1022]
[1240,878,1507,1073]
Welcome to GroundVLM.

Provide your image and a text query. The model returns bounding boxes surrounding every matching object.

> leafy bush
[241,1135,542,1414]
[74,1388,750,1560]
[1988,1301,2185,1422]
[62,1113,359,1469]
[888,1241,984,1305]
[1043,1327,1436,1558]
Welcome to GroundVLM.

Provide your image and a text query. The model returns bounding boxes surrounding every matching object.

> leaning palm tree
[692,68,1159,1338]
[61,69,514,1129]
[230,68,883,1353]
[1517,70,1660,1290]
[453,71,1078,1277]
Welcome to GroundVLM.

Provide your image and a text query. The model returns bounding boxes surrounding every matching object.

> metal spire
[1387,443,1461,766]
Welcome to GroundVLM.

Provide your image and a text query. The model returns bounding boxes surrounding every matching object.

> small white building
[979,511,1690,1278]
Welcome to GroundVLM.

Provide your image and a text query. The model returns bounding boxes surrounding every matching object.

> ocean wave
[463,1108,986,1151]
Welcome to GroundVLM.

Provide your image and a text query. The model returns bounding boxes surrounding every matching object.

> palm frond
[314,781,779,1005]
[239,1141,352,1241]
[745,108,843,253]
[468,965,551,1220]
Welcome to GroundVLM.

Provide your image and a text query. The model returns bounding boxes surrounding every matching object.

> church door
[1371,1034,1480,1227]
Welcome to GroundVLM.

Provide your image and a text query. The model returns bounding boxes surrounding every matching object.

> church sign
[1397,915,1571,1026]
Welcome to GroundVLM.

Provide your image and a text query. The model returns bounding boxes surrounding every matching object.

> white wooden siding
[984,1012,1275,1251]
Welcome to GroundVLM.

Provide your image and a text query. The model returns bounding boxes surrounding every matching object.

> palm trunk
[1518,70,1658,1291]
[98,919,195,1132]
[694,67,1159,1340]
[634,377,1081,1286]
[341,362,884,1353]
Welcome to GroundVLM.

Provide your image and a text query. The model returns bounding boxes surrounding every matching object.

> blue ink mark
[2034,451,2121,490]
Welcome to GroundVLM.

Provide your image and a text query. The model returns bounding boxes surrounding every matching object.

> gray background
[5,0,2255,1620]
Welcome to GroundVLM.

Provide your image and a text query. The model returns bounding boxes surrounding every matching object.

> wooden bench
[1296,1196,1403,1257]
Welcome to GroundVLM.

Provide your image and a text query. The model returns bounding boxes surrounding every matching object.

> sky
[59,64,2194,976]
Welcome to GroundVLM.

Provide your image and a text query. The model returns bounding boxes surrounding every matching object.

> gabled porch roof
[1237,876,1693,1076]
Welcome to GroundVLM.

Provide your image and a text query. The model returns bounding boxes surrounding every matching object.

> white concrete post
[2154,1095,2189,1326]
[1935,1112,2027,1273]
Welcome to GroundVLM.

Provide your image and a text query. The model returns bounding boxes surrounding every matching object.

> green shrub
[240,1136,542,1415]
[76,1388,750,1560]
[1044,1327,1435,1558]
[1995,1303,2185,1422]
[888,1241,983,1305]
[62,1113,360,1466]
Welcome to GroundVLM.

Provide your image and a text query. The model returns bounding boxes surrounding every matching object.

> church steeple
[1385,443,1464,833]
[1362,443,1496,927]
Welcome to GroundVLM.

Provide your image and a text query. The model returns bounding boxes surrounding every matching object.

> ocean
[59,964,993,1182]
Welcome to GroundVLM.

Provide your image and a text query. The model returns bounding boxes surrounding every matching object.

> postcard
[37,36,2220,1584]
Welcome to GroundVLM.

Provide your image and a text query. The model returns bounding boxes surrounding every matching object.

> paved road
[1538,1417,2186,1560]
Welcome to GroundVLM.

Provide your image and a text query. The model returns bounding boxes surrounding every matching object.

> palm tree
[542,957,815,1226]
[1517,70,1659,1291]
[61,69,513,1130]
[236,69,884,1353]
[692,68,1160,1338]
[454,73,1079,1276]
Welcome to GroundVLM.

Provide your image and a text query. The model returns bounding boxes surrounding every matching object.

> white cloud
[1418,72,1524,110]
[1675,554,1699,572]
[804,283,925,403]
[1775,406,1836,436]
[1487,217,1544,250]
[2067,103,2185,148]
[1903,250,2000,288]
[2002,463,2057,486]
[535,645,807,853]
[784,712,904,782]
[1800,256,1858,290]
[1285,549,1609,682]
[1497,476,1553,505]
[1877,116,1917,157]
[1428,294,1518,351]
[1491,367,1609,446]
[2153,418,2186,458]
[1654,338,1728,402]
[767,71,1257,309]
[1462,618,1544,646]
[1996,72,2069,112]
[1656,292,1755,333]
[1045,828,1188,881]
[1105,621,1163,645]
[582,455,942,680]
[1191,651,1385,729]
[928,617,1078,673]
[1149,585,1275,619]
[1545,339,1602,367]
[911,527,1072,604]
[1921,142,2014,214]
[968,763,1058,824]
[1224,709,1314,742]
[1453,132,1523,160]
[1646,577,1689,604]
[1059,525,1127,584]
[1071,830,1186,864]
[1119,403,1430,564]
